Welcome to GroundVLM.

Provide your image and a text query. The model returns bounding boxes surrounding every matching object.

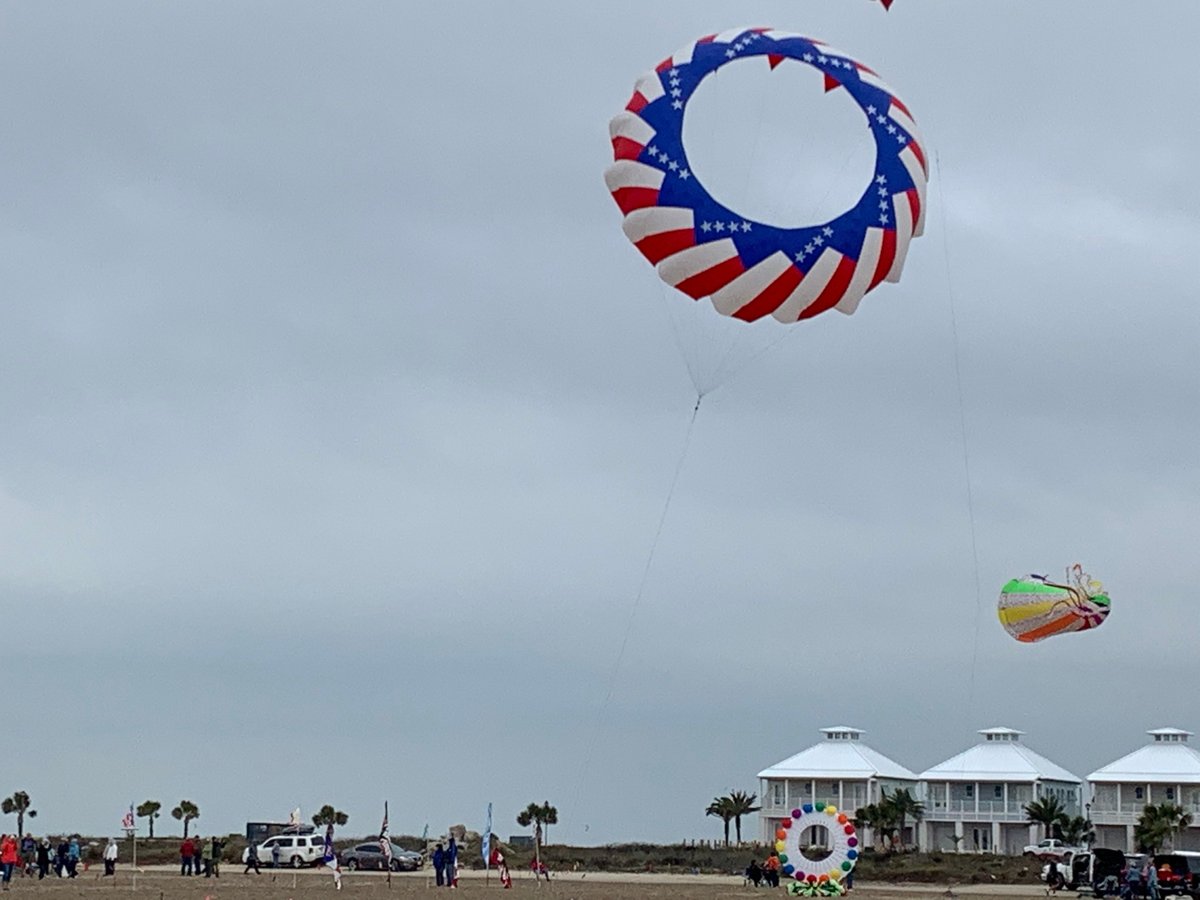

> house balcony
[924,800,1036,822]
[1089,803,1200,826]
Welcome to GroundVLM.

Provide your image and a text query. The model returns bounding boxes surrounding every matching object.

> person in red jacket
[180,837,195,876]
[1,834,19,889]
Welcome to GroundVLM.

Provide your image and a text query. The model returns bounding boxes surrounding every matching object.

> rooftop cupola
[1149,728,1193,744]
[821,726,864,742]
[979,727,1024,743]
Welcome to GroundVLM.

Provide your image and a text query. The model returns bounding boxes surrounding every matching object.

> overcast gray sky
[2,0,1198,845]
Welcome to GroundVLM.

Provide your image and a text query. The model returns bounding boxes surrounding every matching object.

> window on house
[993,786,1003,800]
[965,785,974,799]
[1135,787,1144,801]
[1167,788,1176,801]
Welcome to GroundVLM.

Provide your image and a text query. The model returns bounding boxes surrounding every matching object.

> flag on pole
[121,805,135,832]
[289,808,301,828]
[481,803,493,868]
[379,802,392,862]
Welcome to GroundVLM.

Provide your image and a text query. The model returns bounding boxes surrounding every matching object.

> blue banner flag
[482,803,493,867]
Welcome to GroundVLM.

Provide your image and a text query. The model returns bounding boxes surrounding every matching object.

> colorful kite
[604,28,926,323]
[997,565,1111,643]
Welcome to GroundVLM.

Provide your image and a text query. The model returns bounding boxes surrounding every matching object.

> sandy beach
[9,866,1050,900]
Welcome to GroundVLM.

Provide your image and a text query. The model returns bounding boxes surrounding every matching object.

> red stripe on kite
[635,229,696,265]
[611,187,660,215]
[869,229,897,290]
[798,255,857,320]
[675,256,746,300]
[905,189,921,231]
[625,92,649,114]
[611,137,645,161]
[732,264,804,322]
[823,72,841,93]
[908,139,928,176]
[768,54,785,70]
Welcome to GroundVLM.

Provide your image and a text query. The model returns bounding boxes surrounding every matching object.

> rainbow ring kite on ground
[776,802,859,891]
[604,28,927,323]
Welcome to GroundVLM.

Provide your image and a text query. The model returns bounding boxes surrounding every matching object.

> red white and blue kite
[604,28,926,323]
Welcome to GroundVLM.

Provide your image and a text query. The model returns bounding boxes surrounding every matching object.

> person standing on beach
[54,839,67,877]
[201,836,213,877]
[103,838,118,876]
[1,834,18,890]
[20,835,35,876]
[180,836,194,875]
[35,840,50,880]
[1145,858,1160,900]
[192,837,202,876]
[446,836,458,888]
[271,841,280,871]
[210,836,223,878]
[243,842,261,875]
[432,844,445,887]
[66,837,80,878]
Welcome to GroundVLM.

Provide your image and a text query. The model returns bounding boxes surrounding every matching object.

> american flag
[121,806,134,831]
[605,27,926,324]
[379,803,392,862]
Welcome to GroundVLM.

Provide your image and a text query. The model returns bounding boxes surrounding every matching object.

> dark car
[339,842,422,872]
[1153,853,1200,896]
[1088,848,1127,896]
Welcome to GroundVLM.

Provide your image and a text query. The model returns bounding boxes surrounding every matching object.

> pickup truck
[1025,838,1074,859]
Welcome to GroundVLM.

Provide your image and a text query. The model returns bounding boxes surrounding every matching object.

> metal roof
[1089,729,1200,783]
[758,728,918,781]
[919,728,1080,784]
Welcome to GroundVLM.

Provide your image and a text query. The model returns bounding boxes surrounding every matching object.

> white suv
[243,834,327,868]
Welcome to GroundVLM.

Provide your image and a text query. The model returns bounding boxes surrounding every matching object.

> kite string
[936,149,985,711]
[571,395,703,812]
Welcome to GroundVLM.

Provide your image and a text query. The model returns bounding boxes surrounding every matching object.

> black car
[339,842,422,872]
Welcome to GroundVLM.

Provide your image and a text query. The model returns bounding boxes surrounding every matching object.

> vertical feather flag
[482,803,493,867]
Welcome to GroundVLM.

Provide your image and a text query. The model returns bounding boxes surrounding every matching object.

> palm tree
[1024,795,1068,841]
[855,802,897,852]
[1059,815,1095,848]
[883,788,925,852]
[728,791,761,846]
[539,802,558,845]
[705,796,736,847]
[1,792,37,839]
[1158,802,1192,850]
[170,800,200,837]
[1136,803,1192,852]
[311,805,349,827]
[136,801,162,838]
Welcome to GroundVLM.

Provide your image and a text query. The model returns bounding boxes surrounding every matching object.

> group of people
[431,838,460,887]
[177,835,226,877]
[1121,857,1164,900]
[744,851,781,888]
[745,851,853,891]
[0,834,85,884]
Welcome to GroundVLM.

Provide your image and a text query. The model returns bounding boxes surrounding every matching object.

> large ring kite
[604,28,927,323]
[777,803,859,889]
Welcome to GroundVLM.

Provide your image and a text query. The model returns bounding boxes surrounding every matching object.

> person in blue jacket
[431,844,445,887]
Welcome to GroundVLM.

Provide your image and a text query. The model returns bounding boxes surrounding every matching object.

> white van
[243,833,327,868]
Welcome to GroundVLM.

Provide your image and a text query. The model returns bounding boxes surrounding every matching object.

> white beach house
[1087,728,1200,852]
[918,727,1081,855]
[757,726,920,846]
